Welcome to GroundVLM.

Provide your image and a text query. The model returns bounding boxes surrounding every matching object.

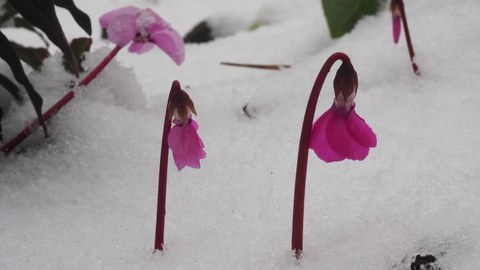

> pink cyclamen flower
[309,62,376,162]
[99,6,184,64]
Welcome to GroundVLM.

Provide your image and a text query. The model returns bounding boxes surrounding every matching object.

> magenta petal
[326,108,369,161]
[128,42,154,54]
[168,119,206,171]
[150,30,185,65]
[105,14,137,47]
[392,16,401,44]
[310,107,345,162]
[346,108,377,148]
[99,6,138,29]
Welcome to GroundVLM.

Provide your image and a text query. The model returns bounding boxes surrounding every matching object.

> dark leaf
[184,21,214,44]
[0,107,3,141]
[0,1,16,25]
[13,17,49,47]
[7,0,80,77]
[322,0,380,38]
[52,0,91,35]
[0,30,47,137]
[63,37,92,74]
[0,73,23,101]
[10,41,49,70]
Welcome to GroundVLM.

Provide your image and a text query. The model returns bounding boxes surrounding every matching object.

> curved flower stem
[1,45,122,155]
[292,52,351,259]
[154,80,178,251]
[398,0,420,75]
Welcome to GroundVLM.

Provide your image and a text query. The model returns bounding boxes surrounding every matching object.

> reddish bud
[333,62,358,110]
[167,81,197,125]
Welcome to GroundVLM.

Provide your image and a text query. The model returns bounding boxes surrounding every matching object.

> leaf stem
[292,52,351,259]
[154,80,179,250]
[1,45,122,155]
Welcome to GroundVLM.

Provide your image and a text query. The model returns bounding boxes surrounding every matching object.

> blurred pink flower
[392,16,401,44]
[99,6,184,64]
[168,118,206,171]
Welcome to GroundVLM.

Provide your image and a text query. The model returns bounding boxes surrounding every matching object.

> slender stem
[399,0,420,75]
[221,61,291,70]
[292,52,351,259]
[1,45,122,155]
[154,80,179,250]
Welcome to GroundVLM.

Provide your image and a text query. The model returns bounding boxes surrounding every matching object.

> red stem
[399,0,420,75]
[1,46,122,155]
[154,80,179,250]
[291,52,351,259]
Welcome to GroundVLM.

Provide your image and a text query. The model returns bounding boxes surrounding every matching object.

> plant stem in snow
[398,0,420,75]
[1,45,122,155]
[291,52,352,259]
[221,61,291,70]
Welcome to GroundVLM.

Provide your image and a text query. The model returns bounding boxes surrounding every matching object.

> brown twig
[221,61,290,70]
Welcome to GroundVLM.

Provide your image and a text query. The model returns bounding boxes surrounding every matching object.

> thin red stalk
[154,80,178,250]
[292,52,351,259]
[1,46,122,155]
[399,0,420,75]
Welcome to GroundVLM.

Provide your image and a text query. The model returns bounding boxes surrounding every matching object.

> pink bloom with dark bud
[99,6,184,64]
[166,84,206,170]
[391,0,402,44]
[310,62,376,162]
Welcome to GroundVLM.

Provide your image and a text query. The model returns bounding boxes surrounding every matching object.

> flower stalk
[392,0,420,75]
[0,45,122,155]
[291,52,352,259]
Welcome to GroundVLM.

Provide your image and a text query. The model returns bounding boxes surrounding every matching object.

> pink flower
[99,6,184,64]
[391,0,402,44]
[309,62,376,163]
[168,118,206,170]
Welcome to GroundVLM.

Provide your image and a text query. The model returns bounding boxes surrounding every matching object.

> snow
[1,0,480,269]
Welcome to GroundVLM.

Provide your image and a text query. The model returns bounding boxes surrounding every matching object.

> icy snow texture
[1,0,480,269]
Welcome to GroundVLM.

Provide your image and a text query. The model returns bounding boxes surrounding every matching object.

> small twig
[242,103,252,119]
[221,61,290,70]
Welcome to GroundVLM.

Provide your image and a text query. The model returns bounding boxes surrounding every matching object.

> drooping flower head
[166,81,206,170]
[99,6,185,64]
[390,0,402,44]
[310,62,376,162]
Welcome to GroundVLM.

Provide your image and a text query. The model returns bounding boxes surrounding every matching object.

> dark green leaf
[184,21,213,44]
[322,0,380,38]
[0,30,47,137]
[10,41,49,70]
[0,107,3,141]
[0,1,16,25]
[63,37,91,74]
[0,73,23,101]
[7,0,80,77]
[13,17,49,47]
[52,0,91,35]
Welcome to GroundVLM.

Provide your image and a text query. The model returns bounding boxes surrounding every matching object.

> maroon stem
[1,45,122,155]
[399,0,420,75]
[292,52,351,259]
[154,80,179,250]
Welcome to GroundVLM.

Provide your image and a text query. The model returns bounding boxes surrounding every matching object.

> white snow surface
[1,0,480,269]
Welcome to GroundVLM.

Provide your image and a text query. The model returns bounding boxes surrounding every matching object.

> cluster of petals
[168,118,206,171]
[99,6,184,64]
[310,102,377,163]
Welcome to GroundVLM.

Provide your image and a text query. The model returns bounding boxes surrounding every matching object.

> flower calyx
[333,61,358,111]
[167,81,197,125]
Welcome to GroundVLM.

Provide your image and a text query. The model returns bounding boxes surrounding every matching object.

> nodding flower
[391,0,402,44]
[310,62,376,162]
[100,6,184,64]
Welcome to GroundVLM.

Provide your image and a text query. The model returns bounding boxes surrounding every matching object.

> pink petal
[105,13,137,47]
[99,6,138,29]
[310,107,345,162]
[150,30,185,65]
[326,108,370,161]
[346,108,377,148]
[168,119,206,171]
[128,42,154,54]
[392,16,401,44]
[143,8,169,32]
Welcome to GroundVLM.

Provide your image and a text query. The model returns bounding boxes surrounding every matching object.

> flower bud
[333,62,358,110]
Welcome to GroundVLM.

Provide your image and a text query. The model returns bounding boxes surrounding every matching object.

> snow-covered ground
[1,0,480,269]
